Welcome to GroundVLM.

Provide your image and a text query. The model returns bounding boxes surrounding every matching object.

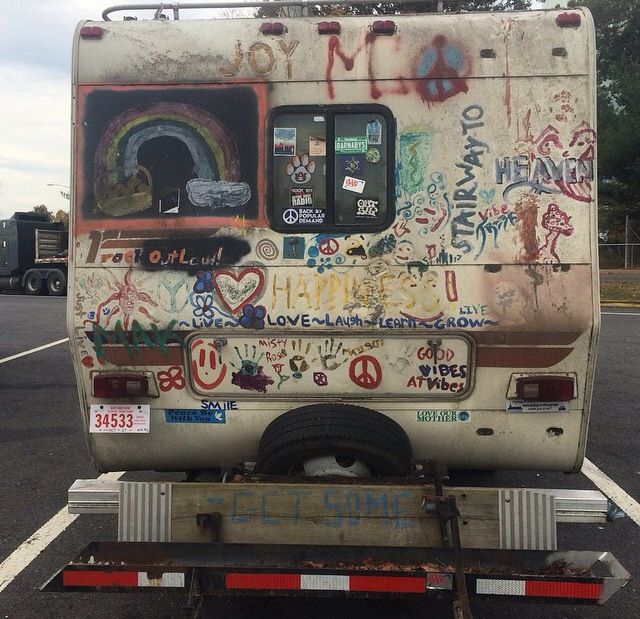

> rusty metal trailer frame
[42,543,630,610]
[45,465,631,617]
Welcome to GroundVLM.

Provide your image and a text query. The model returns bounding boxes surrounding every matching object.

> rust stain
[501,19,516,128]
[514,194,539,263]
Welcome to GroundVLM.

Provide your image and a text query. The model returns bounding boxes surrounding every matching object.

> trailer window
[75,85,262,232]
[269,106,395,232]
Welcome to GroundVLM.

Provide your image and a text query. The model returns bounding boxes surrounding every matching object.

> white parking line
[0,471,124,594]
[602,311,640,316]
[0,338,69,365]
[582,458,640,527]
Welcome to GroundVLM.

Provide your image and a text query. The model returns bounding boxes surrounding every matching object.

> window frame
[266,104,396,234]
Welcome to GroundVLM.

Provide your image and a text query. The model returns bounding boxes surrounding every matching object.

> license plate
[89,404,150,433]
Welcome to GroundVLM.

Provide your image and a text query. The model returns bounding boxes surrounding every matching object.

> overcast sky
[0,0,555,221]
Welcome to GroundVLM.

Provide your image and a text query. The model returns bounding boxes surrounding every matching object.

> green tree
[53,209,70,231]
[32,204,53,221]
[257,0,530,17]
[582,0,640,238]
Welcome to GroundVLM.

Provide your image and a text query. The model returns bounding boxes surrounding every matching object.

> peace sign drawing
[348,355,382,390]
[318,237,339,255]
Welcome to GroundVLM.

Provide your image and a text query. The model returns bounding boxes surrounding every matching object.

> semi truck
[44,2,631,616]
[0,212,68,295]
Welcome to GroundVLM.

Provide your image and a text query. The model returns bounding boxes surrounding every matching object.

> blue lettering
[231,490,255,524]
[322,489,343,528]
[261,491,281,525]
[392,491,414,529]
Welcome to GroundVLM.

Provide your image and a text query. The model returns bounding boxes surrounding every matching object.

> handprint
[387,343,415,373]
[230,344,274,393]
[317,338,346,371]
[288,339,312,379]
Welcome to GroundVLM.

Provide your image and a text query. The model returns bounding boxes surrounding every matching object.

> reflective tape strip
[350,575,425,593]
[477,578,604,599]
[476,579,526,596]
[63,570,138,587]
[137,572,184,587]
[525,580,603,599]
[62,570,184,588]
[226,573,300,590]
[226,573,426,593]
[301,574,349,590]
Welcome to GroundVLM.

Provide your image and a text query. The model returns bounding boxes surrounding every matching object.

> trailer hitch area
[421,495,473,619]
[196,512,222,542]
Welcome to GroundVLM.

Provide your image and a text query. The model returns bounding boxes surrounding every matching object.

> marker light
[556,12,581,28]
[260,22,285,36]
[80,26,105,39]
[318,21,341,35]
[371,20,396,35]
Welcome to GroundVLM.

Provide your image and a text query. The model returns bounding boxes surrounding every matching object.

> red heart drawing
[212,267,265,314]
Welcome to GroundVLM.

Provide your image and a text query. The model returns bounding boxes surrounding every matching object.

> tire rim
[50,277,62,292]
[299,455,372,477]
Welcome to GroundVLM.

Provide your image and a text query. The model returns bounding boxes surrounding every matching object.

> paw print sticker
[286,153,316,184]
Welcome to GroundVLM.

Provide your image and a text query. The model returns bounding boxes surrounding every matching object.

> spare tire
[256,404,412,476]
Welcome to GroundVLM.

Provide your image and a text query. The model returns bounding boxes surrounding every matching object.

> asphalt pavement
[0,294,638,618]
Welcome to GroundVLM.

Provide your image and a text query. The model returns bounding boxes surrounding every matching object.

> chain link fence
[599,243,640,269]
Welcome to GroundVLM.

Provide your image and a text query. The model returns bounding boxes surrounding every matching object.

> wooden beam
[171,482,500,548]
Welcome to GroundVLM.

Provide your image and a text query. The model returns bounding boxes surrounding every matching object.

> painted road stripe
[0,471,124,594]
[582,458,640,527]
[601,312,640,316]
[0,337,69,365]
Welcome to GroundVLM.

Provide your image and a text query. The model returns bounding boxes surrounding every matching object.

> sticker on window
[355,198,380,219]
[90,404,150,433]
[335,136,368,154]
[274,127,296,156]
[366,119,383,145]
[342,176,366,194]
[286,154,316,184]
[283,207,325,225]
[341,155,365,177]
[366,147,381,163]
[291,187,313,207]
[309,136,326,157]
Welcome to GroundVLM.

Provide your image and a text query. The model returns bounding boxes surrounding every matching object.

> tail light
[516,376,575,401]
[93,373,148,398]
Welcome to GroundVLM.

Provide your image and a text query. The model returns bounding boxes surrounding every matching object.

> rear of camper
[68,3,599,475]
[44,4,634,616]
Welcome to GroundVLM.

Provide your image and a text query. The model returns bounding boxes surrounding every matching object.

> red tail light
[516,376,575,401]
[93,373,148,398]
